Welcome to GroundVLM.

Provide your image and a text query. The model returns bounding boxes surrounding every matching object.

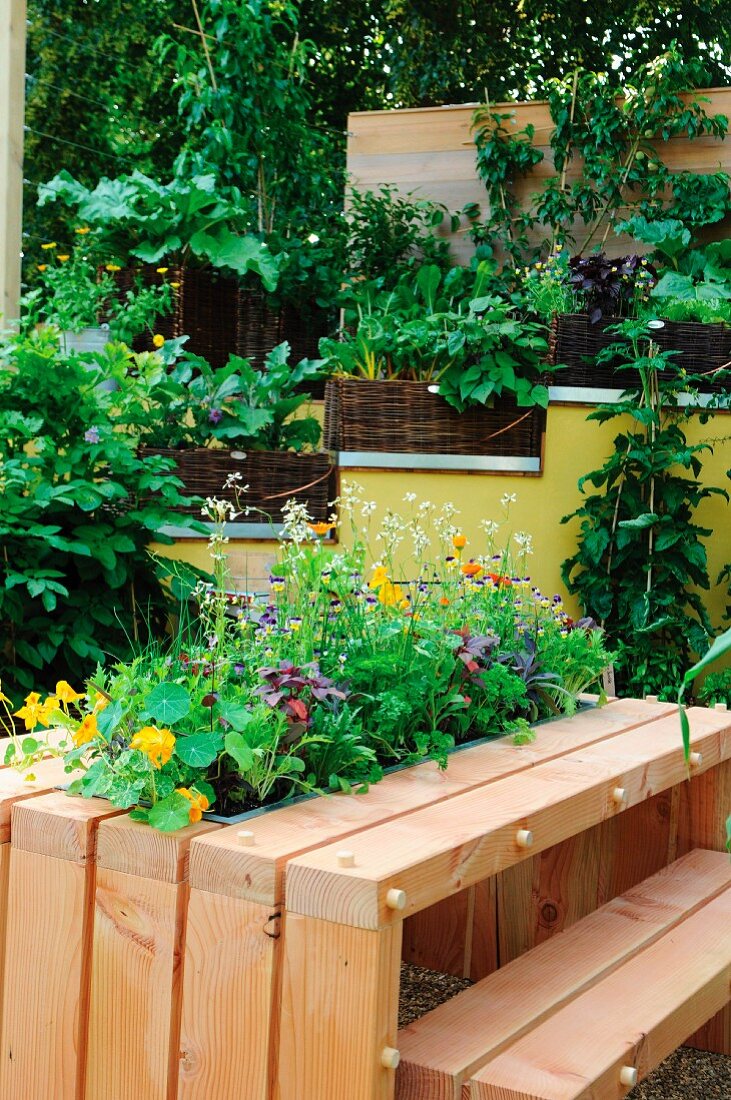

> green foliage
[346,185,456,283]
[140,340,324,452]
[322,263,552,409]
[470,46,730,266]
[38,170,280,288]
[0,329,204,701]
[562,323,727,699]
[696,669,731,709]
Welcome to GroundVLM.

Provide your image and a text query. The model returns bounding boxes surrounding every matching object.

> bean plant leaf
[617,513,658,529]
[144,682,191,725]
[147,792,193,832]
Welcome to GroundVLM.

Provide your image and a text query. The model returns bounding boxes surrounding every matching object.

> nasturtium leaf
[144,682,191,725]
[215,700,252,731]
[174,732,223,769]
[148,792,192,833]
[21,737,39,755]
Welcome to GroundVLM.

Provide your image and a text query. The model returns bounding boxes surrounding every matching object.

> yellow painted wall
[152,403,731,629]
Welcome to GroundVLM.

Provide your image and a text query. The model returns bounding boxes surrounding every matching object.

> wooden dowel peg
[714,702,728,712]
[689,752,703,767]
[385,888,407,910]
[237,830,255,846]
[620,1065,638,1087]
[515,829,534,848]
[612,787,628,805]
[645,694,659,704]
[380,1047,400,1070]
[336,850,355,868]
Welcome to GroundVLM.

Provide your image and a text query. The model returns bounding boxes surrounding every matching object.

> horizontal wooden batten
[188,699,675,906]
[397,849,731,1098]
[285,707,731,929]
[469,881,731,1099]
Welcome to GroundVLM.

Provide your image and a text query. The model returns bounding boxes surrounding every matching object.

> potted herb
[321,263,553,460]
[7,489,611,830]
[140,340,333,523]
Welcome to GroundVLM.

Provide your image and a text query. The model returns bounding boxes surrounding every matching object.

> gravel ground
[399,964,731,1098]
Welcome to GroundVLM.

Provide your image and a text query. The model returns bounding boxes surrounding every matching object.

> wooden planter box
[323,379,545,469]
[2,701,729,1100]
[237,291,330,367]
[142,446,335,524]
[549,313,731,393]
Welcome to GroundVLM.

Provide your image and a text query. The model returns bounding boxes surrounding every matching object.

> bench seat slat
[397,849,731,1099]
[469,874,731,1099]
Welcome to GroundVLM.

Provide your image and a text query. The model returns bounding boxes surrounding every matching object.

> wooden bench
[277,705,731,1100]
[397,848,731,1098]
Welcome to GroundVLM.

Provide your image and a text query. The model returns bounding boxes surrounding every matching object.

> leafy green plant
[140,341,325,451]
[21,240,174,340]
[322,263,553,409]
[0,328,204,702]
[345,185,456,283]
[562,321,728,698]
[38,170,280,288]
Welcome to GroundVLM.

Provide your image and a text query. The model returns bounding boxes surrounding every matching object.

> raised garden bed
[2,699,729,1100]
[141,446,335,523]
[549,313,731,394]
[323,379,545,470]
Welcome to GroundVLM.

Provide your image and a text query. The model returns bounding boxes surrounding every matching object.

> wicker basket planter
[237,291,330,366]
[142,447,334,522]
[549,313,731,392]
[323,378,545,458]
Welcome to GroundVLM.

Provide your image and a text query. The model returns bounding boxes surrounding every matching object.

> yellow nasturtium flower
[73,713,99,747]
[37,696,60,728]
[41,241,57,250]
[130,725,175,768]
[56,681,84,705]
[14,692,44,730]
[177,787,210,823]
[152,334,165,348]
[105,263,122,272]
[75,227,91,235]
[57,255,70,263]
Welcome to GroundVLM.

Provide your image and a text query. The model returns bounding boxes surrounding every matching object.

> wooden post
[676,755,731,1055]
[85,815,220,1100]
[0,792,125,1100]
[0,0,26,325]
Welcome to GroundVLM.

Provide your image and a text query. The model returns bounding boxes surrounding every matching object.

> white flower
[500,492,517,507]
[402,492,417,503]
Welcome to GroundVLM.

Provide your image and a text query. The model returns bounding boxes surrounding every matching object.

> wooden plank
[401,886,474,977]
[469,882,731,1099]
[177,892,279,1100]
[190,699,676,908]
[0,795,124,1100]
[0,0,26,325]
[85,815,220,1100]
[397,849,731,1100]
[0,755,70,842]
[676,754,731,1055]
[276,914,402,1100]
[285,707,730,929]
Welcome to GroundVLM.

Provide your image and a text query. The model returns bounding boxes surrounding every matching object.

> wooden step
[397,849,731,1099]
[469,865,731,1099]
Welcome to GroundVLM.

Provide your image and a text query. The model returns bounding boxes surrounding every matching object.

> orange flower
[75,227,91,235]
[57,254,70,263]
[73,713,98,747]
[452,534,467,550]
[460,562,483,578]
[307,522,334,537]
[439,596,450,606]
[130,725,175,768]
[177,787,210,823]
[37,264,48,272]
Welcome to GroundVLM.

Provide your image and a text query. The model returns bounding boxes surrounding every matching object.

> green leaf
[224,731,254,772]
[97,700,124,742]
[147,792,193,833]
[144,682,191,725]
[174,731,223,768]
[617,513,659,530]
[216,700,251,731]
[21,737,39,754]
[681,627,731,696]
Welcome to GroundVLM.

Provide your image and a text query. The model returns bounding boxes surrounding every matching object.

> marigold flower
[41,242,57,250]
[56,681,85,705]
[105,263,122,272]
[57,255,70,263]
[130,725,175,768]
[73,713,99,747]
[37,264,48,272]
[177,787,210,823]
[152,334,165,348]
[460,562,483,578]
[307,522,334,537]
[452,534,467,550]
